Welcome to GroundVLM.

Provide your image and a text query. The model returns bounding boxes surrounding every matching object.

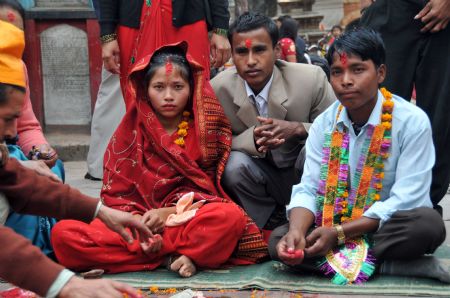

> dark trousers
[268,207,446,271]
[360,0,450,206]
[222,151,302,229]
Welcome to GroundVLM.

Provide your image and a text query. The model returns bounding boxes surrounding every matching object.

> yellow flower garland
[174,111,190,147]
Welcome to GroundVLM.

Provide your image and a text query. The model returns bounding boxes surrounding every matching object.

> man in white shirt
[269,28,448,284]
[211,12,335,229]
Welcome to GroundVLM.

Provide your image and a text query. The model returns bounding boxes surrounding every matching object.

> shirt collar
[244,73,274,102]
[336,89,384,130]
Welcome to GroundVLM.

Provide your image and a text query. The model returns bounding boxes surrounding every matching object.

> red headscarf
[101,43,231,213]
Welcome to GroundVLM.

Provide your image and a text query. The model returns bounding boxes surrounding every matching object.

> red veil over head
[101,43,267,263]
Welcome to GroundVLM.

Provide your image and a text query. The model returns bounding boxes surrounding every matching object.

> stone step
[45,126,90,162]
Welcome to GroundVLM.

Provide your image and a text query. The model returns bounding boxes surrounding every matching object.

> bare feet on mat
[170,255,197,278]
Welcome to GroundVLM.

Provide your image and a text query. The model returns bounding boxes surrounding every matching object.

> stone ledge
[25,7,96,20]
[45,126,90,162]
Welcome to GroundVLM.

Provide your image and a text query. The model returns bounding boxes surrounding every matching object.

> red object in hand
[292,249,304,259]
[0,288,37,298]
[284,248,304,260]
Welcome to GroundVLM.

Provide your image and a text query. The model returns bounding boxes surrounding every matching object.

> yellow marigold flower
[183,111,190,117]
[383,100,394,109]
[374,194,381,201]
[178,121,188,129]
[343,191,349,198]
[375,183,383,190]
[149,286,159,293]
[382,122,392,130]
[174,138,185,146]
[381,87,393,100]
[178,128,188,137]
[378,172,385,179]
[381,113,392,122]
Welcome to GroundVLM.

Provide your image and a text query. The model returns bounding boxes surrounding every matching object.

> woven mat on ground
[103,244,450,297]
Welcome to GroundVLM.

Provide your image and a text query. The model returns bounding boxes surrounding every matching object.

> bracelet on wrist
[212,28,228,37]
[100,33,117,44]
[334,224,346,245]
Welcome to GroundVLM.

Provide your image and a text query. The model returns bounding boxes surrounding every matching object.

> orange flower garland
[174,111,190,147]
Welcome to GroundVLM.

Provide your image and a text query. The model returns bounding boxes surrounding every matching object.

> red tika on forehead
[7,11,16,22]
[165,59,173,76]
[245,39,252,49]
[339,52,348,66]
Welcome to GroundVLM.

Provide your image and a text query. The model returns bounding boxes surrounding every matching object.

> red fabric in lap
[52,203,246,273]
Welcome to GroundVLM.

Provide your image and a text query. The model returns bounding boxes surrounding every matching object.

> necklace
[315,88,394,284]
[174,111,190,147]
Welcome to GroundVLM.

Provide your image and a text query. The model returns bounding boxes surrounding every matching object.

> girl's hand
[140,234,163,255]
[141,210,165,234]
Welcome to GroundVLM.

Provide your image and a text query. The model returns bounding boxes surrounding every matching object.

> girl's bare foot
[170,255,197,277]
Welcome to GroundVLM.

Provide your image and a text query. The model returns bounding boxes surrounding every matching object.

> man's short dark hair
[326,28,386,68]
[279,18,299,42]
[0,83,25,105]
[228,12,279,48]
[0,0,25,21]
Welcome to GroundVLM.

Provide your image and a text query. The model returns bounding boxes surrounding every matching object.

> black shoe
[434,205,443,217]
[84,172,102,181]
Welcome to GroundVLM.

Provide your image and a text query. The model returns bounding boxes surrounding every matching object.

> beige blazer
[211,60,336,168]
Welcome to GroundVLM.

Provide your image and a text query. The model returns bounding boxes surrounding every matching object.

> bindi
[165,59,173,77]
[245,39,252,49]
[7,11,16,22]
[339,52,348,67]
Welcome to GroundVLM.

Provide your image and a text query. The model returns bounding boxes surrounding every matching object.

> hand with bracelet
[210,28,231,68]
[304,217,380,257]
[28,143,58,168]
[100,33,120,74]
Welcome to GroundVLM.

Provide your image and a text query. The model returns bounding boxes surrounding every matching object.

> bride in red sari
[52,43,267,277]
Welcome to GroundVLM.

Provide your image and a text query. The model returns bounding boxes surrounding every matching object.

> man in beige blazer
[211,12,335,229]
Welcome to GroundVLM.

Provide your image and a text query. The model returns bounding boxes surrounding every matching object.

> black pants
[360,0,450,206]
[268,207,446,271]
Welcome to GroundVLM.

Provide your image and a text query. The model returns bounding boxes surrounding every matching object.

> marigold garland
[315,88,394,284]
[174,111,190,147]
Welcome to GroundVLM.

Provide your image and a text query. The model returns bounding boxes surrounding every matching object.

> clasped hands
[254,116,306,153]
[276,226,338,266]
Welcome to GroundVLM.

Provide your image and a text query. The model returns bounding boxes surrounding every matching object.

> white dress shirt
[244,73,274,118]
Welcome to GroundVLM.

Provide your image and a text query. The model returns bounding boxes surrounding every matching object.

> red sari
[118,0,210,110]
[51,45,268,274]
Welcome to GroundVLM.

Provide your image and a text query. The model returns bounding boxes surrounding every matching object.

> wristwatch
[335,225,346,245]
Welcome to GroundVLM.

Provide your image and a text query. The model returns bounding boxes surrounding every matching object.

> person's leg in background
[86,66,125,180]
[414,24,450,210]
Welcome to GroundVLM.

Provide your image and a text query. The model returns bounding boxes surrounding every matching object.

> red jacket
[0,158,99,296]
